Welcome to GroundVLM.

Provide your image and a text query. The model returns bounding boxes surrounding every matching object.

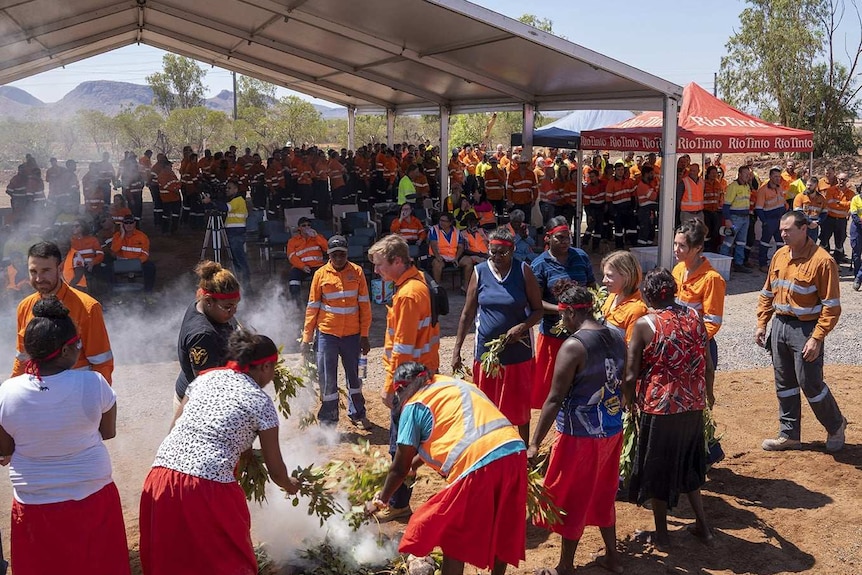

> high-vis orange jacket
[302,261,371,343]
[672,259,726,340]
[756,240,840,341]
[825,186,855,218]
[405,376,522,484]
[287,233,328,270]
[111,229,151,262]
[483,168,506,201]
[506,165,537,205]
[391,215,427,243]
[680,176,705,212]
[601,290,648,342]
[13,282,114,383]
[383,266,440,394]
[157,167,181,203]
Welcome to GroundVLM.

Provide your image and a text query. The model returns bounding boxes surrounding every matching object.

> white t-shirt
[0,371,116,505]
[153,368,279,483]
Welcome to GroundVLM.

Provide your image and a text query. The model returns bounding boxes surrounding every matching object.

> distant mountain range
[0,81,347,120]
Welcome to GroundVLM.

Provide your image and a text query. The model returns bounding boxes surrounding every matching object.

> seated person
[458,213,489,292]
[390,203,427,245]
[429,212,462,284]
[3,252,31,305]
[471,189,497,230]
[110,214,156,292]
[63,219,106,292]
[285,216,328,305]
[109,194,132,232]
[453,196,477,230]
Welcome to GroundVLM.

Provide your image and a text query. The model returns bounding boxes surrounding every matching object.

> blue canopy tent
[510,109,636,148]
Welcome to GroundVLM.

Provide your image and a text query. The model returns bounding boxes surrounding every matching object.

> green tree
[719,0,861,156]
[237,76,276,110]
[146,54,208,113]
[75,110,118,156]
[518,13,566,38]
[114,105,164,152]
[163,107,230,156]
[270,96,326,146]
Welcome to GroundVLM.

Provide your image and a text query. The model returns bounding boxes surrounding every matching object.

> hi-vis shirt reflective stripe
[406,376,521,484]
[756,240,841,341]
[225,196,248,228]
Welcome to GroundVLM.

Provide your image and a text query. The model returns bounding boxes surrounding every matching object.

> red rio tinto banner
[580,83,814,153]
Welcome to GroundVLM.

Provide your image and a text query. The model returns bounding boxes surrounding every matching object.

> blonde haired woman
[600,251,648,342]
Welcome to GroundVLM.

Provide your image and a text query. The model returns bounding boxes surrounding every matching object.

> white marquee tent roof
[0,0,682,114]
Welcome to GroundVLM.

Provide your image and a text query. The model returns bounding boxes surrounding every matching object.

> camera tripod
[200,211,232,265]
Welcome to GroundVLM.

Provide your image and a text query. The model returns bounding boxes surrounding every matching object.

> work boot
[853,279,861,291]
[761,436,801,451]
[826,418,847,453]
[375,505,412,523]
[732,263,751,274]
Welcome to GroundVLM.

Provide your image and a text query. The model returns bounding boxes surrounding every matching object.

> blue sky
[8,0,859,106]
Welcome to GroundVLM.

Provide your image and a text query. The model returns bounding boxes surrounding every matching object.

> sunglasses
[214,302,239,312]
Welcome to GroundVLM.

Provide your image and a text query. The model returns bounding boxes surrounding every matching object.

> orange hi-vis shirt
[601,290,648,342]
[157,168,181,203]
[295,159,313,186]
[703,179,724,211]
[755,184,786,213]
[246,163,266,189]
[583,181,605,206]
[672,258,726,340]
[780,170,796,191]
[413,173,430,199]
[14,282,113,383]
[825,186,855,218]
[302,260,371,342]
[635,180,658,206]
[459,150,478,176]
[391,215,427,243]
[680,176,705,212]
[482,168,506,201]
[63,236,105,288]
[756,239,840,341]
[405,376,521,483]
[266,162,284,192]
[558,180,578,206]
[287,233,328,270]
[794,190,827,222]
[506,165,537,205]
[448,158,465,185]
[605,177,636,206]
[383,266,440,394]
[382,156,399,185]
[327,158,346,189]
[111,229,150,262]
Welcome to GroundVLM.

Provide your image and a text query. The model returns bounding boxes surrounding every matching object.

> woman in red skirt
[452,226,543,441]
[139,329,300,575]
[0,297,129,575]
[529,216,597,410]
[528,282,626,575]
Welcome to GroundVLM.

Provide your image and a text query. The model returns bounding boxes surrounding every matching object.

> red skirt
[11,481,130,575]
[535,432,623,540]
[139,466,256,575]
[400,451,527,570]
[530,334,565,409]
[473,358,533,425]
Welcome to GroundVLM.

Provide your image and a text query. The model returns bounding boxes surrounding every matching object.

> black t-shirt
[175,300,237,399]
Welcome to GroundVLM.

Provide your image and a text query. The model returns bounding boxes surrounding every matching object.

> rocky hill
[0,80,346,120]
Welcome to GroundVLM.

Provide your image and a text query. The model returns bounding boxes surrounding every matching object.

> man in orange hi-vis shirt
[13,241,113,384]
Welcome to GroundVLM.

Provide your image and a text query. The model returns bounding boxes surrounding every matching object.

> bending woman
[140,329,300,575]
[0,296,128,575]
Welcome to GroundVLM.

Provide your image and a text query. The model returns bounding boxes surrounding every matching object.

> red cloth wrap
[11,482,130,575]
[530,333,565,409]
[547,224,570,236]
[139,466,256,575]
[472,359,533,425]
[535,432,623,539]
[400,451,527,570]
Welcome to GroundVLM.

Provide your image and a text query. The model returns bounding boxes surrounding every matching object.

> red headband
[393,370,428,391]
[557,302,592,311]
[201,289,241,300]
[24,335,80,382]
[225,354,278,373]
[547,225,570,236]
[490,239,514,247]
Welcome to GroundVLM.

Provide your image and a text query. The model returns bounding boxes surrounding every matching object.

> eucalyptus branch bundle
[618,410,638,487]
[272,347,307,418]
[479,334,529,378]
[703,405,723,453]
[324,440,393,530]
[589,285,610,320]
[290,464,344,527]
[526,464,566,526]
[238,449,269,503]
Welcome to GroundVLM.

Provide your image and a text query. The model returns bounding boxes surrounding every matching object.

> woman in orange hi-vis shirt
[672,219,726,370]
[600,251,648,343]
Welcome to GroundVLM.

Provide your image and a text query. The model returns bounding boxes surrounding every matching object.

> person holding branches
[140,329,300,575]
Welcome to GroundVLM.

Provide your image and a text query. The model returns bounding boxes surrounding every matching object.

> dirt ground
[0,153,861,574]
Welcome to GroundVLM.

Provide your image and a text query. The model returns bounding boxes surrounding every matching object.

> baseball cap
[327,235,348,253]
